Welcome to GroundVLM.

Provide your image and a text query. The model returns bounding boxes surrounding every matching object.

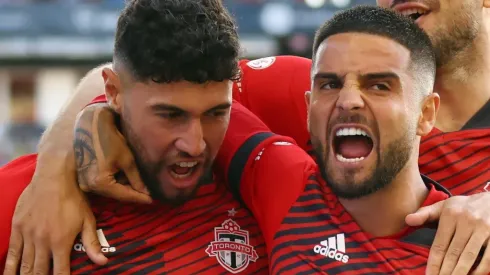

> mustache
[328,113,370,128]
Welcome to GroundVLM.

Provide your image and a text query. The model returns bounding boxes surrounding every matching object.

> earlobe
[484,0,490,8]
[416,93,440,136]
[102,68,123,113]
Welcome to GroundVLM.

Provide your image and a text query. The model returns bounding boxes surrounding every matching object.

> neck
[339,162,428,237]
[434,26,490,132]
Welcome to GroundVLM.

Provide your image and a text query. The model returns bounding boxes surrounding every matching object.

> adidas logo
[73,229,116,253]
[313,233,349,263]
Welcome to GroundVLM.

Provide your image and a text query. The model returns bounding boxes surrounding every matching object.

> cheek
[203,118,230,156]
[375,106,410,147]
[309,101,331,140]
[135,119,176,159]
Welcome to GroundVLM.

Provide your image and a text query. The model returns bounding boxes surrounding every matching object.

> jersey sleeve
[216,101,316,254]
[236,56,312,152]
[0,154,38,269]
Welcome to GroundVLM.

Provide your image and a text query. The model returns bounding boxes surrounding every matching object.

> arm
[215,101,316,253]
[3,63,146,275]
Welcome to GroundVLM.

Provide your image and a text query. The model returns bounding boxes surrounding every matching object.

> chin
[324,169,384,200]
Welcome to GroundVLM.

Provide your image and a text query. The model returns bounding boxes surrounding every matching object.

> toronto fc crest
[206,219,259,273]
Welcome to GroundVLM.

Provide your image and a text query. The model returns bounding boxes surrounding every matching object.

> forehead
[313,32,411,76]
[128,80,232,112]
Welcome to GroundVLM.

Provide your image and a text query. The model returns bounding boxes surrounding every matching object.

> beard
[311,116,415,199]
[120,117,213,205]
[429,4,479,67]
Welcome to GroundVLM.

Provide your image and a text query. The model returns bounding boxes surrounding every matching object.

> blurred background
[0,0,375,164]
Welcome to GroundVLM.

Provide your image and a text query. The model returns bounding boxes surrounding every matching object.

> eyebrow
[312,72,341,81]
[360,72,400,81]
[150,102,231,113]
[312,71,400,82]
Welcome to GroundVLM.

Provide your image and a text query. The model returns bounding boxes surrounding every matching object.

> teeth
[399,8,427,17]
[336,154,365,163]
[175,161,198,168]
[336,127,369,137]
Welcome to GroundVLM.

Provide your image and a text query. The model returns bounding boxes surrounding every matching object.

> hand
[406,193,490,275]
[74,103,152,204]
[4,171,108,275]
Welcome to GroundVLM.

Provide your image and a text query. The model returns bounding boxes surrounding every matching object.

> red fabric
[0,152,269,274]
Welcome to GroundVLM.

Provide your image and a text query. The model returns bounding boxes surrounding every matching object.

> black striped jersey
[0,153,269,274]
[216,102,451,274]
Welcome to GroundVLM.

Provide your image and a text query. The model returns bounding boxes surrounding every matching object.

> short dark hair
[313,6,436,93]
[114,0,240,84]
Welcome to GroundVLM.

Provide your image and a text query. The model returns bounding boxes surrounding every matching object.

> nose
[336,85,365,111]
[175,119,206,157]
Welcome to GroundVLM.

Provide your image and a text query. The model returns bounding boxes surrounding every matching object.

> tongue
[171,165,191,175]
[338,136,372,159]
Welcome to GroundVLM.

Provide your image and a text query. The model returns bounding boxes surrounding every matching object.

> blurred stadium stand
[0,0,374,164]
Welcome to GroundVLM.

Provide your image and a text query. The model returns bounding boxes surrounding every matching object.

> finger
[3,230,23,275]
[32,248,50,275]
[81,215,107,265]
[51,247,72,275]
[406,201,444,227]
[120,154,149,195]
[96,182,152,204]
[438,224,472,275]
[471,239,490,275]
[426,214,457,275]
[19,238,34,275]
[452,231,488,275]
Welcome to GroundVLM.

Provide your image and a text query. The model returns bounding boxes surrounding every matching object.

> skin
[307,32,439,237]
[103,66,233,204]
[377,0,490,132]
[377,1,490,274]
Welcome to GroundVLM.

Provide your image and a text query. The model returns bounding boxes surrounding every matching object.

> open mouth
[169,161,200,179]
[399,8,429,21]
[333,127,374,163]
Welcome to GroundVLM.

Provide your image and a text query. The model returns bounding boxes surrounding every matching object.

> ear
[102,68,123,114]
[416,92,440,136]
[484,0,490,8]
[304,91,311,108]
[305,91,312,132]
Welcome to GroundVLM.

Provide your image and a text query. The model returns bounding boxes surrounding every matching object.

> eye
[209,110,227,117]
[320,81,342,90]
[370,83,391,91]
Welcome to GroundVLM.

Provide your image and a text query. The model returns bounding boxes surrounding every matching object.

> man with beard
[0,0,271,274]
[215,6,490,274]
[374,1,490,273]
[4,1,490,274]
[6,4,486,274]
[213,6,479,274]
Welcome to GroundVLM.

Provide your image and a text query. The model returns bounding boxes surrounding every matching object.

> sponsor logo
[313,234,349,263]
[73,229,116,253]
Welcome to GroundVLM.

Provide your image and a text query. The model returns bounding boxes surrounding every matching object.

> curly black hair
[313,6,436,93]
[114,0,240,84]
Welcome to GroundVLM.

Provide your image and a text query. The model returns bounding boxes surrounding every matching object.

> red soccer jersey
[233,56,312,153]
[0,157,268,273]
[217,101,451,274]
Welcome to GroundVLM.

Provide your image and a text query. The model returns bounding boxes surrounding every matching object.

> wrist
[35,148,76,179]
